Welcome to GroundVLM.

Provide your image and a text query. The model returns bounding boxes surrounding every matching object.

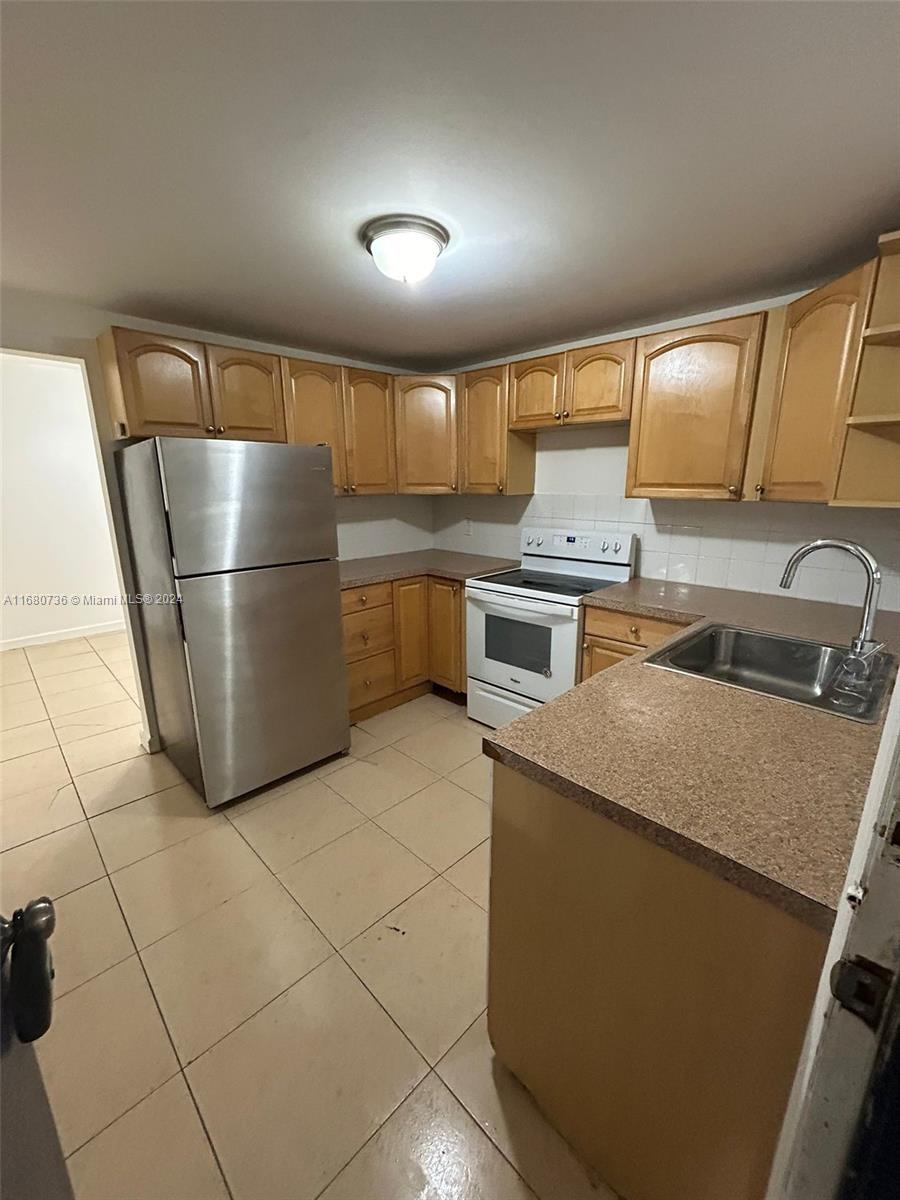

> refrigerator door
[157,438,338,577]
[178,559,349,806]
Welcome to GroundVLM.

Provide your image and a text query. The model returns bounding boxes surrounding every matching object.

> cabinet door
[626,314,764,500]
[282,358,347,493]
[580,635,639,680]
[563,339,635,424]
[107,328,214,437]
[342,369,397,494]
[395,376,457,493]
[459,366,507,493]
[393,576,430,687]
[428,577,463,691]
[206,346,286,442]
[759,262,876,502]
[508,354,566,429]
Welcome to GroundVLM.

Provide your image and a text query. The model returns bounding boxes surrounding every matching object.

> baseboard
[1,620,126,652]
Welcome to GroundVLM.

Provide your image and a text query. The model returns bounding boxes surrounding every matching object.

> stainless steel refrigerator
[117,438,349,807]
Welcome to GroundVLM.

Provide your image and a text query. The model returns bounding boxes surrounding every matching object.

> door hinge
[830,956,894,1030]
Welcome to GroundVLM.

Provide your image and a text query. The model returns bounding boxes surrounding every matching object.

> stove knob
[536,537,543,546]
[526,536,534,545]
[614,541,622,553]
[600,540,609,552]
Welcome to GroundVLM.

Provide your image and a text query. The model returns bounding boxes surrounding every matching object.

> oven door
[465,587,580,703]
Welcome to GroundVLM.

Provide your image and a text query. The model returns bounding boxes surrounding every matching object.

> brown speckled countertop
[338,549,516,588]
[486,583,900,932]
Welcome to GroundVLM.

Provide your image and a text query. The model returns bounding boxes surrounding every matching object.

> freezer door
[157,438,338,576]
[178,560,349,806]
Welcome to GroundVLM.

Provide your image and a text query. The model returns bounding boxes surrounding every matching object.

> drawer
[341,581,393,614]
[347,649,396,710]
[343,604,395,663]
[584,606,688,648]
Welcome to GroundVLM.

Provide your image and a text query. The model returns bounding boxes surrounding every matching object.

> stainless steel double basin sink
[645,624,895,723]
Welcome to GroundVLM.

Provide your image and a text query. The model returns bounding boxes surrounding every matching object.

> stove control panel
[520,527,635,565]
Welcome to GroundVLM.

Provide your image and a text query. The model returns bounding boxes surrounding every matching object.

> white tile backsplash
[336,495,434,560]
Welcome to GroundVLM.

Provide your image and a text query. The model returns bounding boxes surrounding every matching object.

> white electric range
[465,526,636,728]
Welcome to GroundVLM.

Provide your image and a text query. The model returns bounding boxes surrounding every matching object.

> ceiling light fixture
[361,215,449,284]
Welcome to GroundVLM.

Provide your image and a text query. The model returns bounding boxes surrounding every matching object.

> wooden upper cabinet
[342,369,397,494]
[282,357,347,493]
[758,262,876,502]
[563,339,635,424]
[508,354,566,429]
[394,375,457,493]
[206,345,286,442]
[626,314,764,500]
[101,328,214,438]
[459,366,535,495]
[393,576,430,688]
[428,576,463,692]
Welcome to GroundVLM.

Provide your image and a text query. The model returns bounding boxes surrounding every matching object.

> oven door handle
[466,592,578,621]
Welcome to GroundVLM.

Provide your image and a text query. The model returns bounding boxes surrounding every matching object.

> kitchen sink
[645,624,895,723]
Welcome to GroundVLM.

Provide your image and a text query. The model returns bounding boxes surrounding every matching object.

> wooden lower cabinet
[581,607,690,680]
[489,763,826,1200]
[341,574,465,717]
[581,636,639,680]
[393,577,430,687]
[428,577,464,692]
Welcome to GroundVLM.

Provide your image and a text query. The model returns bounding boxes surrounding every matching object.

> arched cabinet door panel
[508,354,565,429]
[395,375,457,493]
[105,328,214,437]
[626,314,764,500]
[564,338,635,424]
[342,369,396,494]
[206,346,286,442]
[282,357,347,492]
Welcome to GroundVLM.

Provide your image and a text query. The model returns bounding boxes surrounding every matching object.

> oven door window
[484,613,552,676]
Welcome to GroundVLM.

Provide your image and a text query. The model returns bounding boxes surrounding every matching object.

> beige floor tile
[36,956,178,1156]
[30,651,103,679]
[326,746,438,818]
[395,722,483,775]
[308,750,355,780]
[344,878,488,1064]
[52,878,134,997]
[0,745,69,799]
[25,636,92,662]
[91,781,221,872]
[0,781,84,851]
[74,752,183,817]
[61,723,145,776]
[86,629,128,651]
[407,693,466,719]
[67,1075,228,1200]
[349,724,381,757]
[112,822,269,949]
[0,649,32,684]
[1,678,41,705]
[188,955,426,1200]
[321,1072,536,1200]
[230,779,364,873]
[446,713,494,736]
[376,779,491,872]
[221,770,320,819]
[0,719,57,763]
[37,664,116,696]
[0,695,48,730]
[43,680,130,719]
[279,823,434,947]
[445,840,491,910]
[95,642,133,665]
[0,822,103,913]
[143,877,331,1063]
[436,1015,612,1200]
[447,753,493,802]
[52,698,142,744]
[356,703,445,748]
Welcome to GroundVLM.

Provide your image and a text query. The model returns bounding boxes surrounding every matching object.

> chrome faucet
[779,539,882,656]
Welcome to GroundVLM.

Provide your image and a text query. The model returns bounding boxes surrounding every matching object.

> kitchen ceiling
[1,2,898,371]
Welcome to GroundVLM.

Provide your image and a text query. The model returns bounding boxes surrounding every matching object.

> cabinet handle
[360,594,367,605]
[553,411,562,420]
[361,632,369,643]
[582,641,588,651]
[350,484,357,492]
[755,484,766,496]
[451,482,457,490]
[727,485,739,496]
[630,625,639,636]
[497,483,503,493]
[343,485,349,493]
[363,679,372,688]
[205,425,215,434]
[562,410,570,418]
[216,425,226,435]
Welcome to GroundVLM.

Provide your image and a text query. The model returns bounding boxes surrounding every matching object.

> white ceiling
[2,2,899,370]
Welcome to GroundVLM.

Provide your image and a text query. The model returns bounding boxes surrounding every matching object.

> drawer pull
[360,594,367,605]
[364,679,372,688]
[630,625,639,636]
[361,632,369,643]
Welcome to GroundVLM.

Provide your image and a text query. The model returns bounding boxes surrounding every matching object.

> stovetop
[470,568,620,600]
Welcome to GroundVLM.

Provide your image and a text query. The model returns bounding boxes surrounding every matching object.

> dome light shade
[361,215,449,284]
